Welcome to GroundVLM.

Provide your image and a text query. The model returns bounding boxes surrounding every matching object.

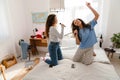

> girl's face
[73,19,82,27]
[54,16,58,24]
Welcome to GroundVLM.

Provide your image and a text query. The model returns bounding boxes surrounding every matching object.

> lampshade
[49,0,65,12]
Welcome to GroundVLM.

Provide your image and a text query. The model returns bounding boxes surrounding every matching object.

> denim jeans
[45,42,63,66]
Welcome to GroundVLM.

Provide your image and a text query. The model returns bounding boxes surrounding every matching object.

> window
[50,0,104,37]
[0,0,9,41]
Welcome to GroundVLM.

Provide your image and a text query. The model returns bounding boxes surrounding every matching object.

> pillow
[94,42,100,49]
[94,37,101,49]
[60,37,77,49]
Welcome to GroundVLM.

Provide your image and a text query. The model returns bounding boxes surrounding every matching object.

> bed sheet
[23,59,120,80]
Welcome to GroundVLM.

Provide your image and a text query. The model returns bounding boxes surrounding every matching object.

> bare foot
[41,57,46,61]
[93,53,96,56]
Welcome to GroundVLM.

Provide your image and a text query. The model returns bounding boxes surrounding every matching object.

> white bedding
[23,60,119,80]
[23,48,120,80]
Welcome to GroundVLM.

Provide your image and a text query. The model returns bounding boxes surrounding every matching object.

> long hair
[71,18,90,41]
[45,14,56,38]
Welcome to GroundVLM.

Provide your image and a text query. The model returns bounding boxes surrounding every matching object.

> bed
[23,37,120,80]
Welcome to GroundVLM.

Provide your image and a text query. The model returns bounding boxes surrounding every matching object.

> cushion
[60,37,77,49]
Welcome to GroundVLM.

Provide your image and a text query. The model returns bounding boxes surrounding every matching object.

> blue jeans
[45,42,63,66]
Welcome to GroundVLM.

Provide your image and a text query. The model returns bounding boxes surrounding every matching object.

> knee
[82,60,93,65]
[73,57,80,62]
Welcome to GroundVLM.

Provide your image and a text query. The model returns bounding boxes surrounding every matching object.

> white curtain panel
[0,0,9,41]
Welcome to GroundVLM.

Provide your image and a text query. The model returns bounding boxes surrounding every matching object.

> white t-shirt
[49,26,64,43]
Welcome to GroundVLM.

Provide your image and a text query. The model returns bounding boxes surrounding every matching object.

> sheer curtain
[0,0,9,42]
[50,0,104,37]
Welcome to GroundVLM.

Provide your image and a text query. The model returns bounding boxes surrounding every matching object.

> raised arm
[86,2,99,21]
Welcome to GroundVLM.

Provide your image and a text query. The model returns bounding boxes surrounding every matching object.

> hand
[86,2,91,7]
[74,29,78,36]
[60,23,66,27]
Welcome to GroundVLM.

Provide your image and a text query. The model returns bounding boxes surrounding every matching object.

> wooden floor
[11,58,40,80]
[108,53,120,77]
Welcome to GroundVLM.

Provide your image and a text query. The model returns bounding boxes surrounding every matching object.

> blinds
[49,0,65,12]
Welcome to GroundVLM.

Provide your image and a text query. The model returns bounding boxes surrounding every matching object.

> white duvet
[23,48,120,80]
[23,59,120,80]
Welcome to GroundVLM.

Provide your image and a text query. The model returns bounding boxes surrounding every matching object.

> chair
[19,39,32,61]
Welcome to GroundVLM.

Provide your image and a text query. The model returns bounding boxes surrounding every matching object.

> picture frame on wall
[32,12,48,24]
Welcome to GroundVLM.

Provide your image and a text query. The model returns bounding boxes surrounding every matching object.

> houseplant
[111,32,120,48]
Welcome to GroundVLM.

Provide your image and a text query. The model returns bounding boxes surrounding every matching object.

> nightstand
[104,48,115,58]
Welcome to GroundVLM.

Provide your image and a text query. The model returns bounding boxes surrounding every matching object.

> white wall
[24,0,49,41]
[7,0,29,57]
[103,0,120,48]
[24,0,49,53]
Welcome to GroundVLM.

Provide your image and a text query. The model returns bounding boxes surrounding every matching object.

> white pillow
[62,47,77,60]
[94,37,101,49]
[60,37,76,49]
[94,42,100,49]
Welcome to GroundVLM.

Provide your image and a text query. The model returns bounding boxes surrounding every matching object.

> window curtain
[0,0,9,41]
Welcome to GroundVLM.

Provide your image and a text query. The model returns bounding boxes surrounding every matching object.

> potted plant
[111,33,120,48]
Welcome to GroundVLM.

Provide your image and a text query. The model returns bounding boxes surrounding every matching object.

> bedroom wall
[7,0,29,57]
[24,0,49,52]
[103,0,120,48]
[24,0,49,41]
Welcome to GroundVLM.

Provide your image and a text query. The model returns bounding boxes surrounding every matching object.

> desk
[29,38,48,54]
